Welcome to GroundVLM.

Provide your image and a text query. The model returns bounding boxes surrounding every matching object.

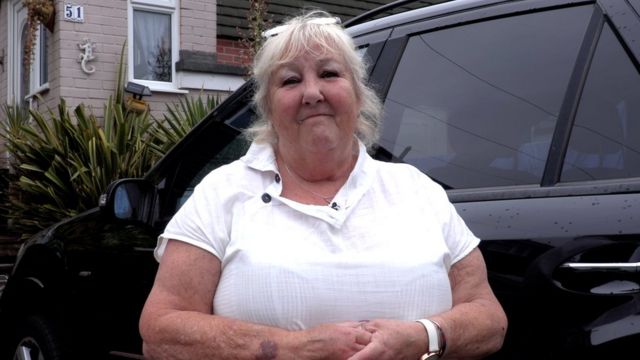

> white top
[156,141,479,330]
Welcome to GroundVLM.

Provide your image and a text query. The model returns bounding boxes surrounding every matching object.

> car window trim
[599,0,640,62]
[367,36,409,101]
[541,5,605,186]
[388,0,597,39]
[448,177,640,203]
[362,41,386,76]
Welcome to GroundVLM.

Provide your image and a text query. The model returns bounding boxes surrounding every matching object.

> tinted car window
[561,22,640,182]
[381,5,593,189]
[176,135,251,209]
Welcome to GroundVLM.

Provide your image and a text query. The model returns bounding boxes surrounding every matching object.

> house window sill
[25,83,50,100]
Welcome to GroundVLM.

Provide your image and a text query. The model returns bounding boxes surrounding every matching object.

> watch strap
[416,319,442,359]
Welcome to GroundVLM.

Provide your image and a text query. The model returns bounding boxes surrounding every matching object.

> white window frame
[7,0,49,105]
[127,0,182,93]
[34,26,49,91]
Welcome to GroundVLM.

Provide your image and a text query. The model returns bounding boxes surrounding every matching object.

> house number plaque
[64,3,85,23]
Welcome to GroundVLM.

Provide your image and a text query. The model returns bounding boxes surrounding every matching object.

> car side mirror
[99,178,155,223]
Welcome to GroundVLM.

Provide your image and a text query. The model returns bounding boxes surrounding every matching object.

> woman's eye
[321,70,339,78]
[280,77,299,86]
[282,77,300,86]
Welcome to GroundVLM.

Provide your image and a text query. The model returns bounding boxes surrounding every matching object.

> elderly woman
[140,11,507,360]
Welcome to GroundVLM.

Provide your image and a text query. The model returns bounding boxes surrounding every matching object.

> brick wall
[216,38,252,67]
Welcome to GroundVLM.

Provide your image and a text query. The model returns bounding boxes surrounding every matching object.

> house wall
[53,0,223,119]
[0,1,8,168]
[0,2,7,105]
[0,0,229,167]
[53,0,126,113]
[181,0,217,53]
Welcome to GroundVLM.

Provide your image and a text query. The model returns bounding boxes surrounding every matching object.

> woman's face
[268,49,360,158]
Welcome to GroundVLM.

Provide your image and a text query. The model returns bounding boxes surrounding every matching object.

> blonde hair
[245,10,383,149]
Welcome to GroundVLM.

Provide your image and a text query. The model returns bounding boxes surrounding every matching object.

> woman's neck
[276,139,358,182]
[275,139,359,206]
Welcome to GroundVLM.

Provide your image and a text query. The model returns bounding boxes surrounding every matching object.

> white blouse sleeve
[154,171,231,262]
[422,172,480,267]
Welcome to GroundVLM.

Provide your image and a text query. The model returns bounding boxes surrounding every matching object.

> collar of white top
[242,140,373,228]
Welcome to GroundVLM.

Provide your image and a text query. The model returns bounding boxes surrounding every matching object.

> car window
[561,22,640,182]
[176,135,251,209]
[154,103,256,224]
[379,5,593,189]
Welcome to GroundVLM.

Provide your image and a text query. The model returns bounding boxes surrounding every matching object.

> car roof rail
[343,0,441,27]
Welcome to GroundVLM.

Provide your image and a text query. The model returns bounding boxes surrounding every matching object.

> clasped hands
[298,319,425,360]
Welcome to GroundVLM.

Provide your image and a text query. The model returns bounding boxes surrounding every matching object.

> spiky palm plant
[149,93,219,156]
[0,97,158,237]
[0,43,152,237]
[0,41,220,238]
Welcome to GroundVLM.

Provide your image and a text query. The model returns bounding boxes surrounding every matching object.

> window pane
[39,27,48,85]
[561,24,640,181]
[133,10,172,82]
[380,6,593,189]
[20,24,29,104]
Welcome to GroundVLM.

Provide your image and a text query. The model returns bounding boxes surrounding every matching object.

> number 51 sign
[64,3,85,23]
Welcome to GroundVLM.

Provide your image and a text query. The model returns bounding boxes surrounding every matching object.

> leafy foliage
[0,98,157,237]
[239,0,271,74]
[0,43,219,238]
[22,0,54,72]
[149,94,219,155]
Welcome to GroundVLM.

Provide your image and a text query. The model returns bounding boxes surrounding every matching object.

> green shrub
[0,42,219,238]
[1,92,219,239]
[149,93,219,155]
[0,97,156,237]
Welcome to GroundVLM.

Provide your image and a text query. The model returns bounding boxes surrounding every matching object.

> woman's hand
[142,240,377,360]
[348,249,507,360]
[295,322,374,360]
[346,320,426,360]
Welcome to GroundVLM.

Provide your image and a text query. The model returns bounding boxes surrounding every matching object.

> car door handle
[559,261,640,273]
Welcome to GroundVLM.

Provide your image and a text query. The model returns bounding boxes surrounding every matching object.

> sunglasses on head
[261,17,342,38]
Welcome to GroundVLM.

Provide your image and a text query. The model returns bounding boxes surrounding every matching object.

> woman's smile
[297,111,334,123]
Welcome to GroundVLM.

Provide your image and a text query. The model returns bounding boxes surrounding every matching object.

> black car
[1,0,639,358]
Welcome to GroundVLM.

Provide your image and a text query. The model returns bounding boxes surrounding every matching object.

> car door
[55,87,256,358]
[59,209,159,357]
[362,0,640,358]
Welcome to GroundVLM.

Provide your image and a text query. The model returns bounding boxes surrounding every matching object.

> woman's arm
[348,247,507,360]
[430,247,508,359]
[139,240,373,360]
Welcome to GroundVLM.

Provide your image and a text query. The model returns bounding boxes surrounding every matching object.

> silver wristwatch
[416,319,446,360]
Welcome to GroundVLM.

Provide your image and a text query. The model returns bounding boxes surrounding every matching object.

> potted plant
[23,0,55,72]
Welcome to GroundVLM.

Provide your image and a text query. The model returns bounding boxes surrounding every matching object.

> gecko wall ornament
[78,38,96,74]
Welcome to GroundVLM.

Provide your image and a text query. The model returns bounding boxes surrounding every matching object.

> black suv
[2,0,639,359]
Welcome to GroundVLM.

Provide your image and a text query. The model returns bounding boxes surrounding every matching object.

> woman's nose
[302,78,324,105]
